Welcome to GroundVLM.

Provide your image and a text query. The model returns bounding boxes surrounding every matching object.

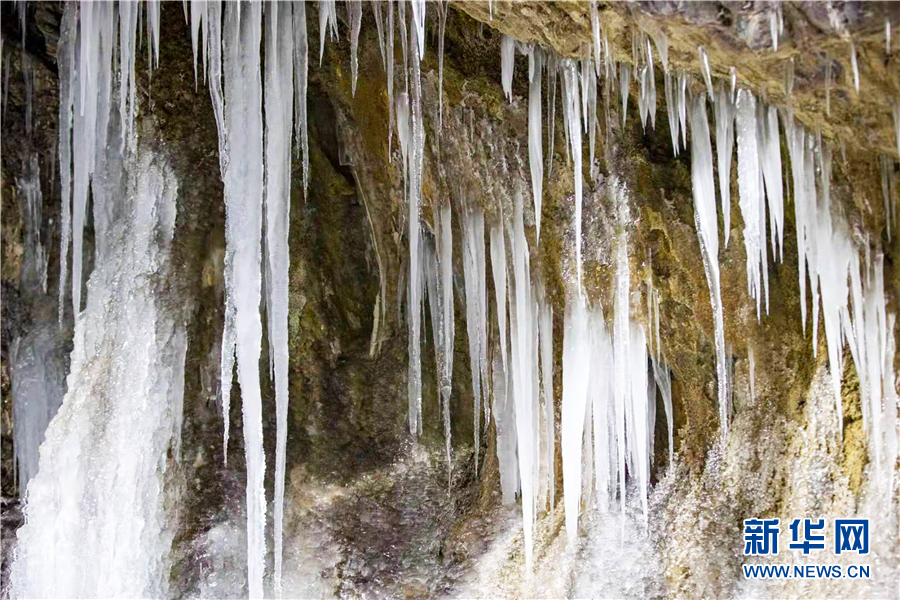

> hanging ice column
[462,208,489,471]
[528,45,544,242]
[400,17,427,436]
[215,4,268,596]
[12,147,185,599]
[263,2,295,595]
[689,96,729,438]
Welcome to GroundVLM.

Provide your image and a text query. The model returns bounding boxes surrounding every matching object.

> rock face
[1,2,897,598]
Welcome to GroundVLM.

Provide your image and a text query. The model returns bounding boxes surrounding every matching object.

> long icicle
[264,2,294,595]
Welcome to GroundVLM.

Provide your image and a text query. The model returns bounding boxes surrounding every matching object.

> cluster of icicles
[35,0,899,596]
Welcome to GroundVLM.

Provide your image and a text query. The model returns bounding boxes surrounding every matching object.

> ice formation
[11,4,900,597]
[713,84,734,245]
[462,208,489,470]
[735,89,769,319]
[263,2,295,593]
[13,146,185,599]
[528,45,544,242]
[690,95,729,437]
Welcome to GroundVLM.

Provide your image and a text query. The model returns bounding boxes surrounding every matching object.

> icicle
[612,181,630,522]
[410,0,425,59]
[405,21,426,437]
[493,349,518,505]
[714,84,734,246]
[528,46,544,242]
[349,0,362,96]
[850,41,859,93]
[462,209,488,471]
[619,62,630,129]
[677,70,688,149]
[501,35,515,102]
[735,90,766,319]
[437,0,448,132]
[190,1,204,86]
[887,19,892,55]
[588,306,613,514]
[665,70,679,156]
[509,189,537,568]
[881,155,893,240]
[587,57,598,170]
[293,0,310,197]
[760,104,784,261]
[590,2,602,77]
[547,51,558,178]
[690,95,729,438]
[699,46,714,99]
[57,5,75,325]
[387,0,394,156]
[438,203,454,481]
[539,294,554,511]
[490,223,508,376]
[562,61,583,292]
[893,102,900,160]
[825,55,833,117]
[769,9,779,52]
[562,299,590,544]
[319,0,337,65]
[372,0,386,68]
[264,2,294,595]
[628,324,650,525]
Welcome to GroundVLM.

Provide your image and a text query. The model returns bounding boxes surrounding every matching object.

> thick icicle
[219,4,267,595]
[437,0,448,131]
[462,209,488,470]
[264,2,294,595]
[690,96,729,438]
[501,35,515,102]
[760,104,784,261]
[713,84,734,246]
[528,45,544,242]
[437,203,454,480]
[57,5,75,325]
[509,190,537,567]
[735,90,766,319]
[562,61,584,292]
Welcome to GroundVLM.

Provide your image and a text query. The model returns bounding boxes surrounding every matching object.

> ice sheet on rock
[12,149,184,600]
[690,96,729,438]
